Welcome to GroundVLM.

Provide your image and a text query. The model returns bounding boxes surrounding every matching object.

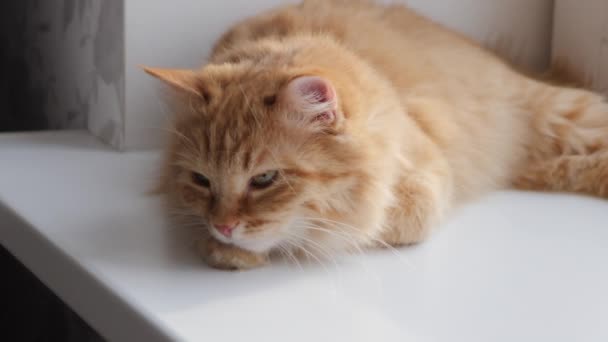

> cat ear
[141,66,204,98]
[282,76,341,130]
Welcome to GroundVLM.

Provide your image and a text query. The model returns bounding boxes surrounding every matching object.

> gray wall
[0,0,124,141]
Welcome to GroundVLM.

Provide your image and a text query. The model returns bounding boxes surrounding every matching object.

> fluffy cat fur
[144,0,608,270]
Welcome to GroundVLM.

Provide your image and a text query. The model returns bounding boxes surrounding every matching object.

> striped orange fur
[145,0,608,270]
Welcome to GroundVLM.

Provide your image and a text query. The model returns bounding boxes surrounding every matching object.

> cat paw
[198,237,269,270]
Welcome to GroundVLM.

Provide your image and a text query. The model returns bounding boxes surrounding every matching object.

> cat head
[145,47,400,254]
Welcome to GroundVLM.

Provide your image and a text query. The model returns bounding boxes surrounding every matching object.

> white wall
[126,0,554,150]
[125,0,291,150]
[552,0,608,94]
[401,0,554,71]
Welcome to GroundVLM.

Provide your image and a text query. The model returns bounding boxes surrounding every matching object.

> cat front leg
[198,236,269,270]
[381,165,452,246]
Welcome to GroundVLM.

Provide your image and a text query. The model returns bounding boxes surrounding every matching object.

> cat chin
[208,224,287,253]
[208,228,233,245]
[232,236,283,254]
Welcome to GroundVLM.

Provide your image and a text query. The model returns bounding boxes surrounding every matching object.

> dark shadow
[0,245,104,342]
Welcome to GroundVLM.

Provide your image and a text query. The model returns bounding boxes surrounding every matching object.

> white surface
[125,0,553,150]
[1,131,607,342]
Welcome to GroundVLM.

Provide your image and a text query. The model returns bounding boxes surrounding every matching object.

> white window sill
[1,130,607,342]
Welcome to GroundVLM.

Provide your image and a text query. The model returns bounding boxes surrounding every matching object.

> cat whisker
[293,223,365,256]
[284,236,339,299]
[292,222,388,283]
[168,219,205,228]
[174,223,206,230]
[283,235,331,273]
[286,230,341,271]
[301,217,414,268]
[165,208,199,216]
[276,244,304,271]
[166,213,205,223]
[293,223,385,294]
[294,221,373,257]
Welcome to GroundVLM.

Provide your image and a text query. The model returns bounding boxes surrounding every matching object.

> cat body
[145,0,608,269]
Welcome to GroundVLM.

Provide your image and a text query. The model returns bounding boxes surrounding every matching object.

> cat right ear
[281,75,343,132]
[141,66,206,99]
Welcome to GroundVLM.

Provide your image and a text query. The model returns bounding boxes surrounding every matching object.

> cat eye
[191,172,210,188]
[250,170,278,189]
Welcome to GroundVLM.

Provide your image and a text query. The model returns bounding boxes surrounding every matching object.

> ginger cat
[144,0,608,270]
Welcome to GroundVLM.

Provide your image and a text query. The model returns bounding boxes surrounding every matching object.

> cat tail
[514,83,608,198]
[514,153,608,198]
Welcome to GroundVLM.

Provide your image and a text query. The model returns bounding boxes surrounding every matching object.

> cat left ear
[281,75,342,131]
[141,66,204,98]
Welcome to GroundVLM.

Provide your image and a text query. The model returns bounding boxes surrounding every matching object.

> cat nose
[213,220,240,237]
